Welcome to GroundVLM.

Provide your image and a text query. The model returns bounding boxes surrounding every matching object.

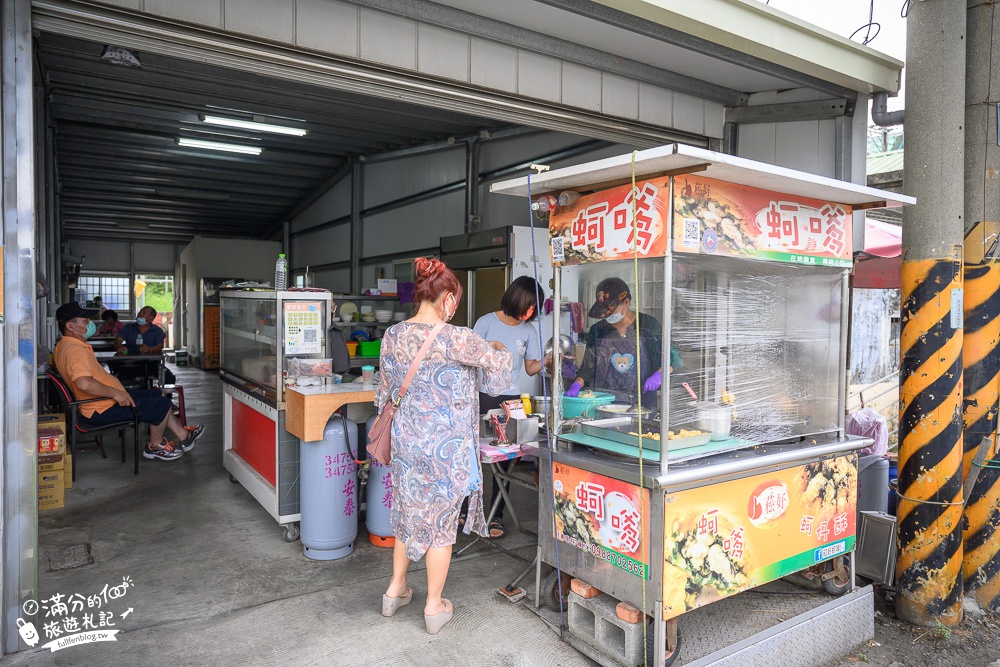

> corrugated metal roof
[867,150,904,175]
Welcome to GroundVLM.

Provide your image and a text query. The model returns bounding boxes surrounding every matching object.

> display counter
[285,384,377,442]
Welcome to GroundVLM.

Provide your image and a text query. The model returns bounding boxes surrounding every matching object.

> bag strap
[394,321,446,404]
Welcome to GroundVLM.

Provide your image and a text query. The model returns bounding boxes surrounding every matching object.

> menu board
[672,175,853,268]
[283,301,323,355]
[661,454,857,620]
[551,462,651,579]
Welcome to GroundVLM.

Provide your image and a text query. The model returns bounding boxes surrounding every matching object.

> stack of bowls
[393,311,406,321]
[374,309,393,323]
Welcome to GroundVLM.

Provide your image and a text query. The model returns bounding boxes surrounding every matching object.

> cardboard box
[64,452,72,490]
[38,425,66,454]
[38,470,65,510]
[38,413,66,429]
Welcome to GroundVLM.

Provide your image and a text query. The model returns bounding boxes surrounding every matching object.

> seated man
[54,302,203,461]
[116,306,165,355]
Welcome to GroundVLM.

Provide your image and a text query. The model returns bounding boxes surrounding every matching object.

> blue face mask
[82,321,97,339]
[135,317,147,326]
[605,312,624,325]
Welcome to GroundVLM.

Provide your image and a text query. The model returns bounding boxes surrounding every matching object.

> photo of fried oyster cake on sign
[674,179,759,255]
[663,508,751,615]
[795,456,858,522]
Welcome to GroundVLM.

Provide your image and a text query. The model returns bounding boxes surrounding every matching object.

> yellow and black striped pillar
[897,256,965,626]
[962,262,1000,610]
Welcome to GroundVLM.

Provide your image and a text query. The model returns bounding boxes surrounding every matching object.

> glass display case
[220,289,332,409]
[219,288,333,537]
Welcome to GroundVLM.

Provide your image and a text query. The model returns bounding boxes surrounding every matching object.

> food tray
[580,417,711,451]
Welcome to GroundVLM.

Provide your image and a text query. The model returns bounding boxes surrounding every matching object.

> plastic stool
[162,385,187,427]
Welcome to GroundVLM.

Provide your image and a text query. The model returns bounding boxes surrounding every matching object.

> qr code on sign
[683,218,700,247]
[303,329,317,343]
[551,236,566,264]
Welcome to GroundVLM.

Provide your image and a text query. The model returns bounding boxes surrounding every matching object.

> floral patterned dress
[376,321,515,561]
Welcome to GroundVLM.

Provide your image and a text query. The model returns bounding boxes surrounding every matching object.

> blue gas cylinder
[300,414,358,560]
[365,416,394,547]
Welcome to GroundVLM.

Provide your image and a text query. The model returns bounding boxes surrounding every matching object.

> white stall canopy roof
[491,144,916,210]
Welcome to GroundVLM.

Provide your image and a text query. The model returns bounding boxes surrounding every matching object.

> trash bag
[846,407,888,456]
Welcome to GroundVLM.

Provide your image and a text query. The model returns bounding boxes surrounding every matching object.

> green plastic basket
[358,340,381,358]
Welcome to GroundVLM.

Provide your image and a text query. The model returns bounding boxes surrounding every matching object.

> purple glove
[562,360,579,378]
[565,380,583,398]
[643,370,662,392]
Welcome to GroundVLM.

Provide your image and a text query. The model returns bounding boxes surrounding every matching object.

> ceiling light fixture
[176,138,263,156]
[100,45,141,67]
[199,114,308,136]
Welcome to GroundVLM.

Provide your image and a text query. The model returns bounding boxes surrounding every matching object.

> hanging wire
[526,172,567,636]
[629,151,650,667]
[901,0,909,19]
[849,0,881,45]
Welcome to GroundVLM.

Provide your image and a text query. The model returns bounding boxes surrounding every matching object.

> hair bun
[415,257,444,279]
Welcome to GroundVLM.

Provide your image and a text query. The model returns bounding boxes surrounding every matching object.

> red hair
[413,258,462,305]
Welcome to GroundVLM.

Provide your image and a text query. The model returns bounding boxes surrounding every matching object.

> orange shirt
[54,336,125,418]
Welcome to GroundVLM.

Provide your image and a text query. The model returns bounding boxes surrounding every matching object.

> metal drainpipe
[895,0,966,628]
[872,91,905,127]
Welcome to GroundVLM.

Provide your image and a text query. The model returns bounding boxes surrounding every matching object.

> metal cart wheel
[283,523,300,543]
[646,629,682,667]
[822,555,851,596]
[228,473,239,484]
[542,568,572,611]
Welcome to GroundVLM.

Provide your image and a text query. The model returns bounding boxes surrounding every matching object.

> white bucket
[693,402,733,441]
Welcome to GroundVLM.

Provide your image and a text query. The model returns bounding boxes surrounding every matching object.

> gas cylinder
[300,414,358,560]
[365,415,395,547]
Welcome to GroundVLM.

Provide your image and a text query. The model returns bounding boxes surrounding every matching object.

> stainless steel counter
[524,433,873,491]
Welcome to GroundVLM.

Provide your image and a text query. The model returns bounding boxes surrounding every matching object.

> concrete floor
[10,365,588,667]
[7,365,856,667]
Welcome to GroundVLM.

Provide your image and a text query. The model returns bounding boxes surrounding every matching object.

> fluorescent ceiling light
[176,138,262,156]
[199,114,307,136]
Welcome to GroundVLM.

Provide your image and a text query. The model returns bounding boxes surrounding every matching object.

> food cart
[491,144,913,666]
[220,288,334,541]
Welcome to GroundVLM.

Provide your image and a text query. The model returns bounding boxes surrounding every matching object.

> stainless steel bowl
[531,395,552,417]
[595,403,654,419]
[543,335,573,358]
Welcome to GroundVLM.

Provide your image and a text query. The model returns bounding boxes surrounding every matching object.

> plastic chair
[45,371,141,479]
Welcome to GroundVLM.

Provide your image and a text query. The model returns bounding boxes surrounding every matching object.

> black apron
[592,327,659,411]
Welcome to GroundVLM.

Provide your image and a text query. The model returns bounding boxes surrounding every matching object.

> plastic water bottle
[136,333,143,351]
[275,253,288,290]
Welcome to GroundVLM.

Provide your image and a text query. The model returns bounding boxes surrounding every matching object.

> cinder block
[567,591,646,667]
[615,601,643,624]
[571,578,602,598]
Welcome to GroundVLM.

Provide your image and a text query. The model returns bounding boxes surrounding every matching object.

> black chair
[45,371,141,479]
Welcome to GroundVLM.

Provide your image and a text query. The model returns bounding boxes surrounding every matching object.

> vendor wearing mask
[565,277,675,411]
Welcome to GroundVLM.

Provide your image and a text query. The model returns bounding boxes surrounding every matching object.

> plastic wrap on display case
[565,254,844,452]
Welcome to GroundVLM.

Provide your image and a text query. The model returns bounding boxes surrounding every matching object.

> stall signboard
[672,175,853,268]
[283,301,323,355]
[661,453,858,620]
[548,179,669,265]
[552,462,651,579]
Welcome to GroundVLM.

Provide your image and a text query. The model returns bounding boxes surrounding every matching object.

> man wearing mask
[565,277,675,412]
[53,302,203,460]
[116,306,165,355]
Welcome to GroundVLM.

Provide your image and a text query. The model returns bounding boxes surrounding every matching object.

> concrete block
[570,578,601,598]
[568,591,646,667]
[616,601,642,624]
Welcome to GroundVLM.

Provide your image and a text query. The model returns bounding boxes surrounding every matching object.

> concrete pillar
[962,1,1000,611]
[896,0,967,628]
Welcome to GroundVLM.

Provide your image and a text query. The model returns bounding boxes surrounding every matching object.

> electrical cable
[526,172,567,637]
[630,151,650,667]
[901,0,909,19]
[849,0,881,45]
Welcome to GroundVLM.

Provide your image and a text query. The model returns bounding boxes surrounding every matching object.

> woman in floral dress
[377,258,514,635]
